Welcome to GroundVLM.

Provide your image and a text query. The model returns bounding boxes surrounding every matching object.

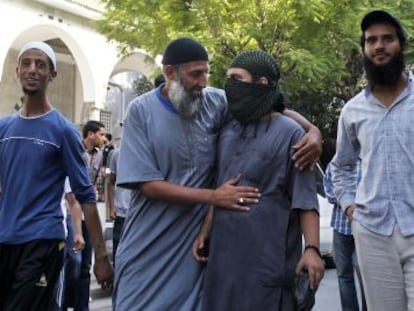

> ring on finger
[238,198,244,204]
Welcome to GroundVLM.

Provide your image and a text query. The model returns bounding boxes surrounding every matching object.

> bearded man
[112,38,321,311]
[331,10,414,311]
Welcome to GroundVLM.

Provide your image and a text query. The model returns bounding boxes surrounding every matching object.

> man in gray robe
[194,51,325,310]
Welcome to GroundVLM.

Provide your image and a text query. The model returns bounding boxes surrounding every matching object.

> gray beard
[169,80,202,119]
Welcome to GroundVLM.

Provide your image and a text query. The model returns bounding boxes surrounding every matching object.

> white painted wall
[0,0,157,123]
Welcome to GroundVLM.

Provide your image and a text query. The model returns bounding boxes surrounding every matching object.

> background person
[52,178,85,311]
[107,148,131,267]
[154,74,166,88]
[102,133,114,169]
[324,161,366,311]
[77,120,107,311]
[101,132,114,212]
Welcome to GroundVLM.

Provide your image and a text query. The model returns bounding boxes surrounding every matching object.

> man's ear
[49,71,57,81]
[86,130,94,140]
[164,65,177,81]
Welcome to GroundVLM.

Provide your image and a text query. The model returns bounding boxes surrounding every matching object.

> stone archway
[104,51,159,143]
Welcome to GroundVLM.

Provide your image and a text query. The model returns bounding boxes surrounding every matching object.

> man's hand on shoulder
[292,126,322,170]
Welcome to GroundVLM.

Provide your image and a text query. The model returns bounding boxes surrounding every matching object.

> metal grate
[100,110,112,133]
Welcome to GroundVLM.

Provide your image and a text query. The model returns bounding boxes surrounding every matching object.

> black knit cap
[361,10,404,32]
[161,37,208,65]
[229,50,280,83]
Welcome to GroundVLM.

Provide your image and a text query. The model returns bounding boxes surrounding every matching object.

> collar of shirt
[88,147,99,155]
[156,86,179,114]
[83,141,99,155]
[363,71,413,108]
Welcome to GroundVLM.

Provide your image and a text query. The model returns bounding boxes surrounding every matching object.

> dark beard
[363,51,405,87]
[22,87,39,96]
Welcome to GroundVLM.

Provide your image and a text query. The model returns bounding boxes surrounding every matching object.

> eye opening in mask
[252,75,277,88]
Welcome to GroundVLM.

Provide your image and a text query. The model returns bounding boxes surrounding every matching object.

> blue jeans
[63,216,82,309]
[74,221,92,311]
[49,215,82,311]
[333,230,367,311]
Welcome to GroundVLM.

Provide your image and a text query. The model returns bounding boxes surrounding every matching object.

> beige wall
[0,1,158,124]
[0,50,20,116]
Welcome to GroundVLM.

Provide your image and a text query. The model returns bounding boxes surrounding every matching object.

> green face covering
[225,78,282,125]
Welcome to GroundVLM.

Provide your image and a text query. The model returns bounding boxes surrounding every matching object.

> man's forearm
[331,114,360,211]
[139,180,215,206]
[82,202,107,259]
[283,109,322,169]
[139,177,260,211]
[299,210,320,247]
[330,161,358,213]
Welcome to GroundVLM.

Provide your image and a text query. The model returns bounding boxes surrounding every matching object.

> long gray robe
[203,115,319,311]
[113,87,227,311]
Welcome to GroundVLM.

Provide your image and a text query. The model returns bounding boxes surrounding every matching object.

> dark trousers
[50,216,82,311]
[51,220,91,311]
[0,239,64,311]
[112,216,125,267]
[63,216,83,309]
[74,221,92,311]
[333,230,367,311]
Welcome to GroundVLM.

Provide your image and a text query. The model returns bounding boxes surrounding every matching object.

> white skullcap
[17,41,57,70]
